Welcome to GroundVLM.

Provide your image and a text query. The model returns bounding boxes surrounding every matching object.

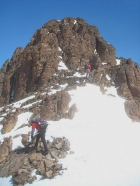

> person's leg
[86,69,88,78]
[88,69,90,77]
[86,69,90,78]
[40,132,48,152]
[35,134,40,148]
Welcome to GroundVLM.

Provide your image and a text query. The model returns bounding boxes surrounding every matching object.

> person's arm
[31,128,35,137]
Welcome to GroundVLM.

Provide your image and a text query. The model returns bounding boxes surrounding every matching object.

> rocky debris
[48,137,70,159]
[0,137,12,163]
[13,171,36,186]
[0,136,70,185]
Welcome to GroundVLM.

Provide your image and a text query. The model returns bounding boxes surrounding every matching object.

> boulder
[2,113,18,134]
[21,133,30,146]
[0,137,12,163]
[124,99,140,122]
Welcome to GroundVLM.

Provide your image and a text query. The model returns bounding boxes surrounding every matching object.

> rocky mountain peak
[0,17,140,122]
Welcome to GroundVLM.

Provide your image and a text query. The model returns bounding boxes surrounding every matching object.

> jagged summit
[0,17,140,121]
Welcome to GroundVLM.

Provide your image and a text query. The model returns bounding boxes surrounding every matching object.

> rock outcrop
[109,58,140,121]
[0,137,12,163]
[110,58,140,99]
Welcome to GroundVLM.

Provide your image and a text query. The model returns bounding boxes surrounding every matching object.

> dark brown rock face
[0,47,23,106]
[0,17,116,106]
[110,58,140,99]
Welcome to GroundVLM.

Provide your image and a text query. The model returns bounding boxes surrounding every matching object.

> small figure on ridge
[85,63,91,78]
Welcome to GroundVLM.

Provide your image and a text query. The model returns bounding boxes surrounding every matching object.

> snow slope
[0,84,140,186]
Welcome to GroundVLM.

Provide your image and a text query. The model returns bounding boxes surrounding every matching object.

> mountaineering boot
[43,150,48,155]
[32,145,39,153]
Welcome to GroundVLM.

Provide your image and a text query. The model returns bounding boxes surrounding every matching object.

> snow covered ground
[0,83,140,186]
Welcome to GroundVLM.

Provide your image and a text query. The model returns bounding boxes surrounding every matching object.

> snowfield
[0,83,140,186]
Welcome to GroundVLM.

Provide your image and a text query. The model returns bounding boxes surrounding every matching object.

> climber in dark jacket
[31,118,48,154]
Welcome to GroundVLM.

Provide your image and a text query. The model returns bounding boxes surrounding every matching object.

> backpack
[38,119,49,130]
[35,117,42,122]
[41,120,48,128]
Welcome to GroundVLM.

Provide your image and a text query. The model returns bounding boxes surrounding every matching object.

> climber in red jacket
[31,118,48,155]
[85,63,91,78]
